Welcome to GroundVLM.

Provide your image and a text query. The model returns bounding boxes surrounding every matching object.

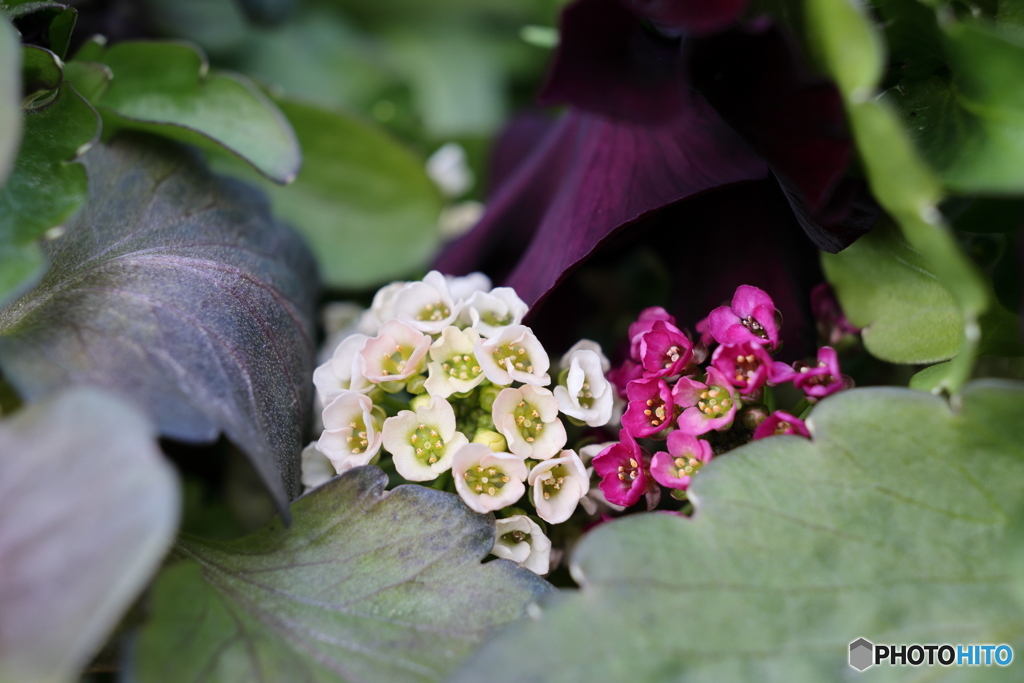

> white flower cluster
[306,271,616,574]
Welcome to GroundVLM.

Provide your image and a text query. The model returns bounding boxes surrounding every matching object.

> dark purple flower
[752,410,811,439]
[623,377,675,438]
[792,346,851,398]
[592,429,651,507]
[650,431,714,490]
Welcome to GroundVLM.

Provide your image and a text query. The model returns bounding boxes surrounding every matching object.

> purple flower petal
[539,0,688,124]
[689,20,850,211]
[625,0,749,34]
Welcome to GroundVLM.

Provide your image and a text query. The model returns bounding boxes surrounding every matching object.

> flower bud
[472,429,507,452]
[739,403,770,431]
[409,393,432,411]
[478,384,501,411]
[406,374,428,395]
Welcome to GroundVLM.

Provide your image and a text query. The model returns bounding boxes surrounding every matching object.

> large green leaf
[0,80,100,305]
[455,381,1024,681]
[214,98,443,289]
[134,466,551,682]
[0,388,180,683]
[0,13,22,186]
[806,0,989,392]
[0,135,318,515]
[822,219,962,363]
[86,41,301,184]
[885,18,1024,194]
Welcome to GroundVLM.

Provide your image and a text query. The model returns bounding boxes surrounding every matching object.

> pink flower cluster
[594,285,852,507]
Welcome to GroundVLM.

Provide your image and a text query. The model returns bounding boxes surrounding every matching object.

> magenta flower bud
[622,377,675,438]
[739,403,771,431]
[792,346,850,398]
[607,359,644,399]
[753,410,810,439]
[710,340,774,394]
[651,432,713,491]
[592,430,651,507]
[707,284,781,349]
[810,282,860,346]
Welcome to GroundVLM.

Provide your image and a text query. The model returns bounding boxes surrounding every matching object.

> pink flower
[707,285,780,349]
[622,377,675,438]
[635,320,694,378]
[753,411,810,439]
[651,432,713,490]
[627,307,677,359]
[710,341,775,394]
[792,346,850,398]
[607,359,643,399]
[592,430,650,507]
[674,367,738,436]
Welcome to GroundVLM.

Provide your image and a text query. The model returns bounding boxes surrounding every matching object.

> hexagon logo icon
[849,638,874,671]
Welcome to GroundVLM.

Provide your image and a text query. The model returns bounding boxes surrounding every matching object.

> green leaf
[90,41,301,184]
[805,0,990,392]
[63,60,112,102]
[0,12,22,185]
[21,45,63,110]
[822,218,962,363]
[214,98,443,289]
[0,81,99,305]
[886,19,1024,194]
[134,466,551,683]
[0,135,318,516]
[455,381,1024,681]
[0,388,180,683]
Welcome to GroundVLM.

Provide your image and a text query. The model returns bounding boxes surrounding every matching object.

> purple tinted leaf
[539,0,687,124]
[134,466,552,682]
[625,0,749,34]
[486,110,557,195]
[777,174,879,253]
[690,20,851,212]
[0,135,318,516]
[489,103,765,307]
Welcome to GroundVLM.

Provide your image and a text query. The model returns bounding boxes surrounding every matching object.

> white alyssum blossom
[426,142,474,198]
[357,281,406,335]
[554,342,614,427]
[452,443,528,513]
[359,319,430,384]
[475,325,550,386]
[318,302,365,364]
[439,201,485,240]
[528,450,589,524]
[492,385,566,460]
[424,326,486,398]
[393,271,462,334]
[445,272,491,302]
[312,333,371,405]
[382,396,469,481]
[491,515,552,575]
[318,391,383,473]
[300,442,335,493]
[461,287,529,337]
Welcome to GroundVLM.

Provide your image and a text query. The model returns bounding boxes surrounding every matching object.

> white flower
[527,451,589,524]
[553,345,614,427]
[318,392,383,473]
[491,515,551,575]
[317,302,365,364]
[559,339,610,372]
[578,441,616,466]
[492,385,566,460]
[452,444,528,513]
[423,326,487,398]
[312,333,371,405]
[359,319,430,384]
[382,397,468,481]
[439,201,485,240]
[475,325,550,386]
[300,441,335,493]
[357,281,406,335]
[393,271,461,334]
[445,272,491,301]
[426,142,474,198]
[462,287,528,337]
